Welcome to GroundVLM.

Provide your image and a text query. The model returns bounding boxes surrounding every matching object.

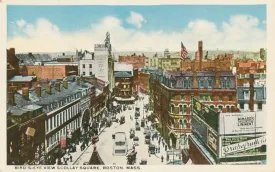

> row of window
[170,104,235,114]
[170,94,233,102]
[46,103,80,133]
[46,93,81,111]
[239,103,263,110]
[47,118,80,148]
[82,64,92,68]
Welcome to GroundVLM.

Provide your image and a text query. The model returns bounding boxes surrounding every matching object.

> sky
[7,5,266,53]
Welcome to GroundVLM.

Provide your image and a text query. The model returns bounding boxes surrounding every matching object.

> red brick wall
[26,66,78,80]
[189,137,212,164]
[118,56,146,69]
[7,48,19,75]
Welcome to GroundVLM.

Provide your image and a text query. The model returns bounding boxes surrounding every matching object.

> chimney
[195,51,200,61]
[9,48,15,55]
[193,71,198,88]
[215,72,220,88]
[198,41,203,70]
[8,92,16,105]
[55,82,60,90]
[63,80,68,89]
[22,87,29,100]
[249,74,255,111]
[46,85,52,94]
[35,84,42,97]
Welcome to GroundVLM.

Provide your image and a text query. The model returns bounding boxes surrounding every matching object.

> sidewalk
[55,126,107,165]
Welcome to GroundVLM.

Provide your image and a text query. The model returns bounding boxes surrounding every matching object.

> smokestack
[8,92,16,105]
[215,72,220,88]
[55,82,60,90]
[46,85,52,94]
[9,48,15,55]
[199,41,203,70]
[22,87,29,100]
[193,71,198,88]
[249,74,255,111]
[63,80,68,89]
[35,84,42,97]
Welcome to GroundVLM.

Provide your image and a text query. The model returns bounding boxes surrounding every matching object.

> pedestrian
[70,155,72,162]
[158,146,160,153]
[165,145,167,151]
[155,147,157,153]
[161,155,164,162]
[167,155,169,162]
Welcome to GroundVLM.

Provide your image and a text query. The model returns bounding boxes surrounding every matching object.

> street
[74,94,169,165]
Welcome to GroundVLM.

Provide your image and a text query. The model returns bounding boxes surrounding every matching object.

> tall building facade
[150,70,238,149]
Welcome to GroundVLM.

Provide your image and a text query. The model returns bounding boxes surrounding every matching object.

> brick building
[150,70,237,149]
[118,54,146,69]
[8,76,37,90]
[7,48,20,79]
[181,41,233,72]
[25,65,78,80]
[56,53,74,62]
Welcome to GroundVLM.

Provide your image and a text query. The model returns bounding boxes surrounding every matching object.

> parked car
[130,129,135,139]
[140,159,147,165]
[148,144,156,154]
[145,133,151,144]
[135,124,141,131]
[133,136,139,146]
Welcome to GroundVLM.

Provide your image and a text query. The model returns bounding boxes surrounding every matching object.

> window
[83,64,85,68]
[89,64,92,68]
[179,105,183,115]
[258,103,262,111]
[82,72,86,76]
[171,104,175,113]
[180,119,187,129]
[199,80,204,88]
[244,91,249,100]
[22,84,25,88]
[183,80,188,88]
[90,72,92,76]
[240,103,244,109]
[226,106,230,112]
[229,95,232,101]
[218,105,223,112]
[181,94,185,100]
[226,80,231,88]
[188,80,192,88]
[210,105,215,110]
[220,81,225,88]
[208,80,213,88]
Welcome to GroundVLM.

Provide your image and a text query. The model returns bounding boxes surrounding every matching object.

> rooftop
[8,75,36,82]
[114,71,132,78]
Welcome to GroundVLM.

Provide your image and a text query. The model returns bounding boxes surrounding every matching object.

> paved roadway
[74,94,168,165]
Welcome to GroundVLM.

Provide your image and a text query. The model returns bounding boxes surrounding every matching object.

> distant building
[118,53,146,69]
[56,53,74,62]
[8,75,37,90]
[16,52,52,66]
[7,48,20,79]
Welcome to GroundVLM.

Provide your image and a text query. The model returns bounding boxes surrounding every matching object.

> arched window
[179,105,183,115]
[218,105,223,112]
[180,134,187,147]
[179,119,187,129]
[171,104,175,113]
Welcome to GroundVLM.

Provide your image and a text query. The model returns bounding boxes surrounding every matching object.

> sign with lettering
[192,97,219,132]
[219,112,266,135]
[219,135,266,158]
[207,128,217,155]
[94,44,107,51]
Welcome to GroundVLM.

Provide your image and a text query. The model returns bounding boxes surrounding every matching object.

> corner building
[150,71,237,149]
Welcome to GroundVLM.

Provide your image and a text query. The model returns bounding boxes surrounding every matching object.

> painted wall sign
[219,135,266,158]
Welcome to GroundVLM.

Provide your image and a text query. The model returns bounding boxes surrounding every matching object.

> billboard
[94,44,108,51]
[191,113,218,155]
[219,111,266,135]
[207,128,218,155]
[219,135,266,158]
[192,97,219,132]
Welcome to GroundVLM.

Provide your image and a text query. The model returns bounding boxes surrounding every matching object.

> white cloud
[126,11,147,28]
[262,20,266,24]
[16,19,26,28]
[8,14,266,53]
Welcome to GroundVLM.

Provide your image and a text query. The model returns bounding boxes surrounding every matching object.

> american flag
[181,42,188,60]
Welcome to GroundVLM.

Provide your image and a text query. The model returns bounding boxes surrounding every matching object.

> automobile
[141,119,145,127]
[140,159,147,165]
[135,107,140,117]
[135,124,141,131]
[92,136,99,144]
[83,162,89,165]
[133,136,139,146]
[148,144,156,154]
[106,118,112,127]
[143,127,149,134]
[145,133,151,144]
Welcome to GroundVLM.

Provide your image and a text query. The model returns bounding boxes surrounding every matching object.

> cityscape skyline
[7,5,266,53]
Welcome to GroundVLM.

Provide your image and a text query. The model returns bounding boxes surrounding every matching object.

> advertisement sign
[191,114,208,144]
[219,135,266,158]
[192,97,219,132]
[94,44,107,51]
[25,127,36,136]
[219,111,266,135]
[207,129,218,155]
